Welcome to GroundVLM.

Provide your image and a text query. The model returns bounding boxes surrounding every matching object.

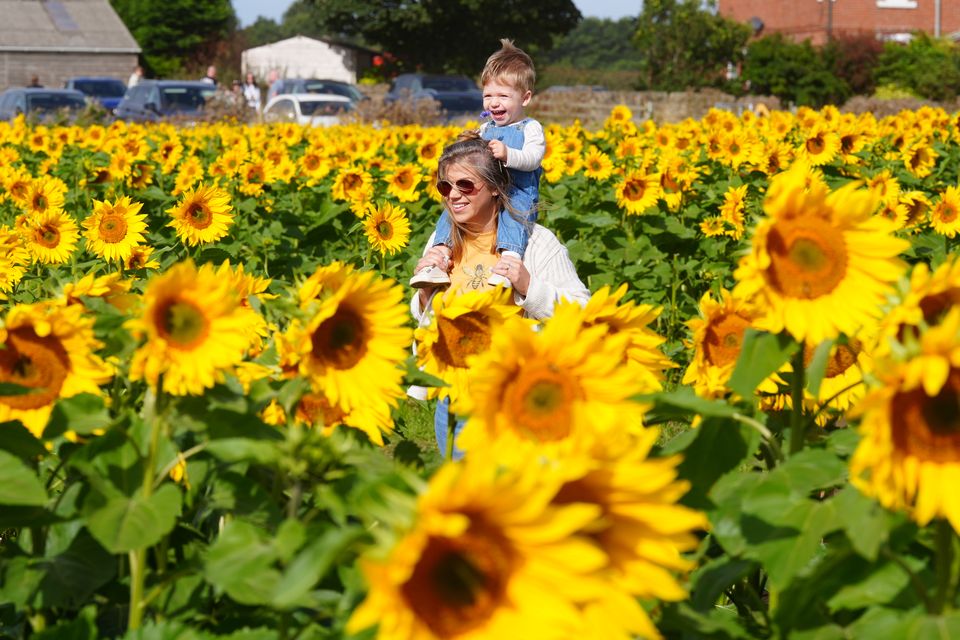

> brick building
[718,0,960,45]
[0,0,140,91]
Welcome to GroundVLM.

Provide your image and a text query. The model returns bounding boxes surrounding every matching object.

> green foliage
[290,0,581,74]
[874,34,960,102]
[542,17,643,71]
[240,17,287,49]
[743,34,849,107]
[822,32,884,96]
[110,0,236,77]
[633,0,751,90]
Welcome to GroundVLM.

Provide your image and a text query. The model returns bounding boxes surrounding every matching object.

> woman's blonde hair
[437,131,529,264]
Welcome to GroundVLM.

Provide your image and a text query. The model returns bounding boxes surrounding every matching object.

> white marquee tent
[241,35,373,82]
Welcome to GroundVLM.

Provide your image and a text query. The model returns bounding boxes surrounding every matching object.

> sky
[232,0,640,28]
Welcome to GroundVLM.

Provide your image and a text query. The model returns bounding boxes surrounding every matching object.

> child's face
[482,80,532,126]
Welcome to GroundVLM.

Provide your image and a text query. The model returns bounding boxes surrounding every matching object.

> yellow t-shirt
[449,230,500,295]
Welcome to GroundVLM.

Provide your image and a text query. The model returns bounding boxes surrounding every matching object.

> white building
[241,35,375,83]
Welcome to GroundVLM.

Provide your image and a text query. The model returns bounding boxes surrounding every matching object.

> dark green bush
[743,34,849,108]
[873,33,960,101]
[823,32,884,96]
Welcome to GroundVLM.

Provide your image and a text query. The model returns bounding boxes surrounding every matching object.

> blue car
[0,88,88,121]
[385,74,483,116]
[114,80,218,122]
[64,77,127,111]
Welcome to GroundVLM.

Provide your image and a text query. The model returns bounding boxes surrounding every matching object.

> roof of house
[0,0,140,53]
[243,35,377,56]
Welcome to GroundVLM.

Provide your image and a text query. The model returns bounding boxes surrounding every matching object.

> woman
[411,132,590,456]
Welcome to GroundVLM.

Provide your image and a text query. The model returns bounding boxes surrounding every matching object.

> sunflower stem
[881,546,932,612]
[932,519,956,613]
[788,347,807,455]
[128,387,164,631]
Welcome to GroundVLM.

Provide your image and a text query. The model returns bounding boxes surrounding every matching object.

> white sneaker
[410,265,451,288]
[488,250,520,288]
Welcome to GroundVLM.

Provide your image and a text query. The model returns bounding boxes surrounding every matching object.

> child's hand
[488,140,508,162]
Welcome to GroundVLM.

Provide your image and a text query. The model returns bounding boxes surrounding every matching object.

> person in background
[266,69,283,101]
[243,72,261,112]
[27,75,42,88]
[128,65,144,87]
[201,65,218,86]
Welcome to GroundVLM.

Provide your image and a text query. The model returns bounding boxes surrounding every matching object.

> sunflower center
[311,307,367,370]
[99,212,128,243]
[156,300,209,349]
[32,193,48,212]
[296,392,346,427]
[36,225,61,248]
[939,203,958,223]
[0,328,69,411]
[623,179,645,201]
[343,174,362,190]
[304,155,320,171]
[505,365,580,441]
[766,219,848,299]
[703,312,752,368]
[395,173,413,189]
[434,312,491,368]
[804,338,862,379]
[403,530,511,637]
[891,369,960,464]
[185,203,213,229]
[376,221,393,240]
[806,135,825,155]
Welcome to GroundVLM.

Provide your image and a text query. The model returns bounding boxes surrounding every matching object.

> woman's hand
[415,246,452,308]
[491,252,530,296]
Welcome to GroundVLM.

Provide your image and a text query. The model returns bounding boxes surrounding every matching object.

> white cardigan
[410,223,591,327]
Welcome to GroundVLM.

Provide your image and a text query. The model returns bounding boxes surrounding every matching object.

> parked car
[114,80,217,122]
[263,94,353,126]
[0,88,88,121]
[266,78,365,104]
[64,76,127,111]
[385,74,483,116]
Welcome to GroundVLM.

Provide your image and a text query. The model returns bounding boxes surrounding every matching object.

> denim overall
[432,118,542,256]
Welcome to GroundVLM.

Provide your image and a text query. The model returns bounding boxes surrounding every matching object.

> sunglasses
[436,178,482,197]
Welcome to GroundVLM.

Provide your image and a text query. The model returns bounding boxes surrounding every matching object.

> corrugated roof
[0,0,140,52]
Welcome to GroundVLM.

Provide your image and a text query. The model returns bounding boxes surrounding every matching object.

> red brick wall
[718,0,960,45]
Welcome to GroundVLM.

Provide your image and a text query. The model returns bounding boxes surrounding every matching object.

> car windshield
[73,80,126,98]
[300,101,351,116]
[303,82,362,101]
[422,77,475,92]
[26,94,86,112]
[160,87,214,110]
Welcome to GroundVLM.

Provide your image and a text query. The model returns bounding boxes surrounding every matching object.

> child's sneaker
[487,250,521,287]
[410,265,451,288]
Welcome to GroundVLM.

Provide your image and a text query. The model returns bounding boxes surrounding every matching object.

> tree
[632,0,751,91]
[242,17,287,49]
[873,34,960,101]
[743,34,849,107]
[294,0,581,74]
[110,0,235,78]
[542,17,643,71]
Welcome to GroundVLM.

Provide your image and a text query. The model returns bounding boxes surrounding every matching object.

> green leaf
[203,519,281,606]
[728,329,798,399]
[0,420,47,461]
[403,357,448,389]
[640,386,738,420]
[676,417,761,510]
[826,428,860,457]
[690,556,758,612]
[271,526,364,609]
[580,211,617,227]
[908,612,960,639]
[33,606,98,640]
[34,530,116,609]
[84,484,182,553]
[805,338,834,398]
[827,556,924,612]
[0,381,37,395]
[0,449,47,506]
[45,394,112,438]
[833,486,891,560]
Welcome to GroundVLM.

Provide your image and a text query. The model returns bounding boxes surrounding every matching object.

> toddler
[410,39,545,288]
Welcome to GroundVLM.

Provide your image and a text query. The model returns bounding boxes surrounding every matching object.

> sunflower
[415,287,524,405]
[801,334,872,416]
[849,310,960,531]
[348,450,609,640]
[385,163,422,203]
[128,260,255,396]
[797,124,841,166]
[62,272,137,313]
[551,430,708,640]
[82,196,148,262]
[0,302,113,437]
[172,155,204,195]
[902,137,938,178]
[931,186,960,238]
[700,216,726,237]
[124,245,161,271]
[285,266,411,443]
[580,284,675,392]
[293,391,395,444]
[331,165,374,203]
[22,210,79,265]
[615,168,661,216]
[23,177,65,217]
[900,190,932,230]
[733,163,909,343]
[605,104,633,129]
[363,202,411,256]
[682,289,776,399]
[297,260,358,308]
[457,305,647,453]
[166,184,234,246]
[582,147,614,181]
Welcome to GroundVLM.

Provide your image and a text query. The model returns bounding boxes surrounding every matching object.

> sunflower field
[0,103,959,639]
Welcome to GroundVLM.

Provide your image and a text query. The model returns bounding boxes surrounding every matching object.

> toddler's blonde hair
[480,39,535,94]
